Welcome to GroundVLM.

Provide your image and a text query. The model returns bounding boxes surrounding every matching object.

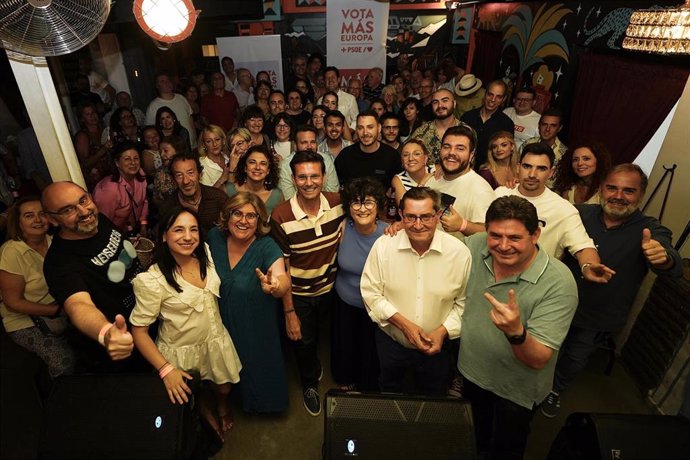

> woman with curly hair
[105,107,141,145]
[227,145,283,215]
[478,131,519,189]
[553,141,612,204]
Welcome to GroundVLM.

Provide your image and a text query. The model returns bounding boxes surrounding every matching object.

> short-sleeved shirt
[145,94,197,148]
[458,233,578,409]
[426,170,496,224]
[270,192,344,297]
[334,142,402,189]
[410,118,469,166]
[200,91,239,132]
[0,238,54,332]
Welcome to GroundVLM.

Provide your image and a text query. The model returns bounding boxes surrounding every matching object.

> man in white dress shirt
[322,66,359,130]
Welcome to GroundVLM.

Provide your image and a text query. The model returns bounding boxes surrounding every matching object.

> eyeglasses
[402,213,436,224]
[230,210,258,222]
[276,124,290,130]
[350,200,376,210]
[45,193,93,217]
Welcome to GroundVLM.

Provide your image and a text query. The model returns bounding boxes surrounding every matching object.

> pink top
[93,172,149,232]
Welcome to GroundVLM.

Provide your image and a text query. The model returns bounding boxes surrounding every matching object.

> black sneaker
[448,374,463,398]
[303,387,321,416]
[540,391,560,418]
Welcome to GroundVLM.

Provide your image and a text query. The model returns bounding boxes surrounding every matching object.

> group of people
[0,52,683,458]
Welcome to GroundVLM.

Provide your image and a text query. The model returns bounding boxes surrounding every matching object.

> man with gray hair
[363,67,385,102]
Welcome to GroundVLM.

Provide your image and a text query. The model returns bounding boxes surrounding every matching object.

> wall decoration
[451,7,473,44]
[581,6,633,49]
[263,0,281,21]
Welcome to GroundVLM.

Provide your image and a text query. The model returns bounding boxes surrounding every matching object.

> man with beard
[540,164,682,418]
[42,181,141,371]
[335,110,402,189]
[380,112,402,151]
[495,143,614,283]
[411,88,471,166]
[278,125,340,199]
[318,110,352,159]
[159,152,229,232]
[425,125,495,237]
[461,80,514,170]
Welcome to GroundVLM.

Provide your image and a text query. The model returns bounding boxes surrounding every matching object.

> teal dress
[225,183,284,216]
[207,227,289,413]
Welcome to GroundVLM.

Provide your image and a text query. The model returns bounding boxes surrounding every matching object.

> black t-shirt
[460,108,515,170]
[44,215,142,321]
[335,142,402,189]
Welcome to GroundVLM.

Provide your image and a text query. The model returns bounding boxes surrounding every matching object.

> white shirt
[319,89,359,130]
[494,186,595,258]
[426,170,496,223]
[503,107,540,150]
[199,154,228,187]
[232,86,254,111]
[361,230,471,349]
[145,94,197,148]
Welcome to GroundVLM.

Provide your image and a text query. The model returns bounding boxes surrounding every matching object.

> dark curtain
[569,52,689,164]
[470,30,503,85]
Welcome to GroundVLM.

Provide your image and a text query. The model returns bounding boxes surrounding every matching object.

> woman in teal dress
[225,145,283,215]
[207,191,290,413]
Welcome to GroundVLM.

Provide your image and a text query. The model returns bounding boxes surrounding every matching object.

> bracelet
[580,263,592,275]
[284,308,295,315]
[157,361,170,372]
[459,218,468,233]
[159,363,174,379]
[98,322,114,346]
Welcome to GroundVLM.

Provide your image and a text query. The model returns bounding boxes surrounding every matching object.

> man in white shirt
[145,73,197,148]
[495,143,614,283]
[361,186,471,394]
[503,87,540,150]
[322,66,358,130]
[425,125,495,237]
[232,68,255,111]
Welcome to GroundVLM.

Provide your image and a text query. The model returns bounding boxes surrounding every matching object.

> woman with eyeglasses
[226,145,283,215]
[207,192,290,413]
[270,112,295,161]
[198,125,232,189]
[92,140,149,237]
[0,196,75,377]
[391,139,433,205]
[331,177,388,391]
[478,130,519,190]
[130,208,241,441]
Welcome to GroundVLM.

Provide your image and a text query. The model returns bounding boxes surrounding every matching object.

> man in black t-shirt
[42,181,141,372]
[335,110,402,189]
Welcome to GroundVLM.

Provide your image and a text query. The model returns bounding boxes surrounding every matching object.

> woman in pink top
[93,140,149,236]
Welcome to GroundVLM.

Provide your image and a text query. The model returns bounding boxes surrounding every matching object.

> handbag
[31,314,68,336]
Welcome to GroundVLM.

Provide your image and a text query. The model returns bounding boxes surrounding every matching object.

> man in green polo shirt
[458,195,578,459]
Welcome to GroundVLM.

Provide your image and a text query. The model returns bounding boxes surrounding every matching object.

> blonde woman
[381,85,398,114]
[478,131,518,189]
[198,125,232,189]
[391,139,433,205]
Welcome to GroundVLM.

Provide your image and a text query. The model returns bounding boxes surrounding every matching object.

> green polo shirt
[458,233,578,409]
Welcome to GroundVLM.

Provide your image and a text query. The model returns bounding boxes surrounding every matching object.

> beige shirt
[361,230,471,349]
[0,238,54,332]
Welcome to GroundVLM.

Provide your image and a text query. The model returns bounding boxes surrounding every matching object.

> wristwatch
[505,326,527,345]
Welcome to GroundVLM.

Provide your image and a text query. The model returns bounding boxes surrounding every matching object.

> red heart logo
[366,46,373,52]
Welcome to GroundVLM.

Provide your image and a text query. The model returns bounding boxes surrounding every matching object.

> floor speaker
[547,412,690,460]
[38,373,198,460]
[324,390,476,460]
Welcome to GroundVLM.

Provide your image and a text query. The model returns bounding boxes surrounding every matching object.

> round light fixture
[133,0,200,44]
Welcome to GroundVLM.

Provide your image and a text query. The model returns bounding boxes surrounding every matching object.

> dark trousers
[330,293,379,391]
[375,328,450,395]
[553,325,611,393]
[462,378,535,460]
[293,293,332,389]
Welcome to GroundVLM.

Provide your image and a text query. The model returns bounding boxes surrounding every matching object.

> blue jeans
[553,325,611,393]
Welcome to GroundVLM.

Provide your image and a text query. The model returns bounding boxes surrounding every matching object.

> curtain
[470,30,503,85]
[569,52,689,164]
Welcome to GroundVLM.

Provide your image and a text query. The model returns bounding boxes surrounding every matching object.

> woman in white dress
[130,208,241,440]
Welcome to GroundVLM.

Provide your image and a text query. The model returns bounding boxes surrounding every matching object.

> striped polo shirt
[270,192,344,297]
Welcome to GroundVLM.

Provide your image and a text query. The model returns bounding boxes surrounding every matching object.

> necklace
[180,193,202,207]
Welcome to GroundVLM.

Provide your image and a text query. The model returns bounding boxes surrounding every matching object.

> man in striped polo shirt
[270,150,345,416]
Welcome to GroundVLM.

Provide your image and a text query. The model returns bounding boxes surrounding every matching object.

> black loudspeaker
[38,373,198,460]
[547,412,690,460]
[324,390,476,460]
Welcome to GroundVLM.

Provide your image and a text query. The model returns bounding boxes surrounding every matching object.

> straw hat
[455,74,483,97]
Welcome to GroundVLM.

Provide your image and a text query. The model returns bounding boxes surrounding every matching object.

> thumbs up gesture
[484,289,523,336]
[104,314,134,361]
[641,228,669,266]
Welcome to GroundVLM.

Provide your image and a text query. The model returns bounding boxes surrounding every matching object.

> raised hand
[484,289,523,336]
[256,267,280,295]
[105,314,134,361]
[641,228,669,266]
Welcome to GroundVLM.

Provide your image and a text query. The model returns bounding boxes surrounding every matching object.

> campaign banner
[326,0,389,86]
[216,35,284,91]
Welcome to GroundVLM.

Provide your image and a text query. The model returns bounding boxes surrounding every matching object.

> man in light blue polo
[458,195,578,459]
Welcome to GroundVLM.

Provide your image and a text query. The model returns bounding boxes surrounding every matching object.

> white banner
[326,0,389,86]
[216,35,284,91]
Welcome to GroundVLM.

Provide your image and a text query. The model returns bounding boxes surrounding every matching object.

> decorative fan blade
[0,0,110,57]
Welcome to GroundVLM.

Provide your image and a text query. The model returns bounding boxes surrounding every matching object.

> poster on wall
[216,35,284,91]
[326,0,389,84]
